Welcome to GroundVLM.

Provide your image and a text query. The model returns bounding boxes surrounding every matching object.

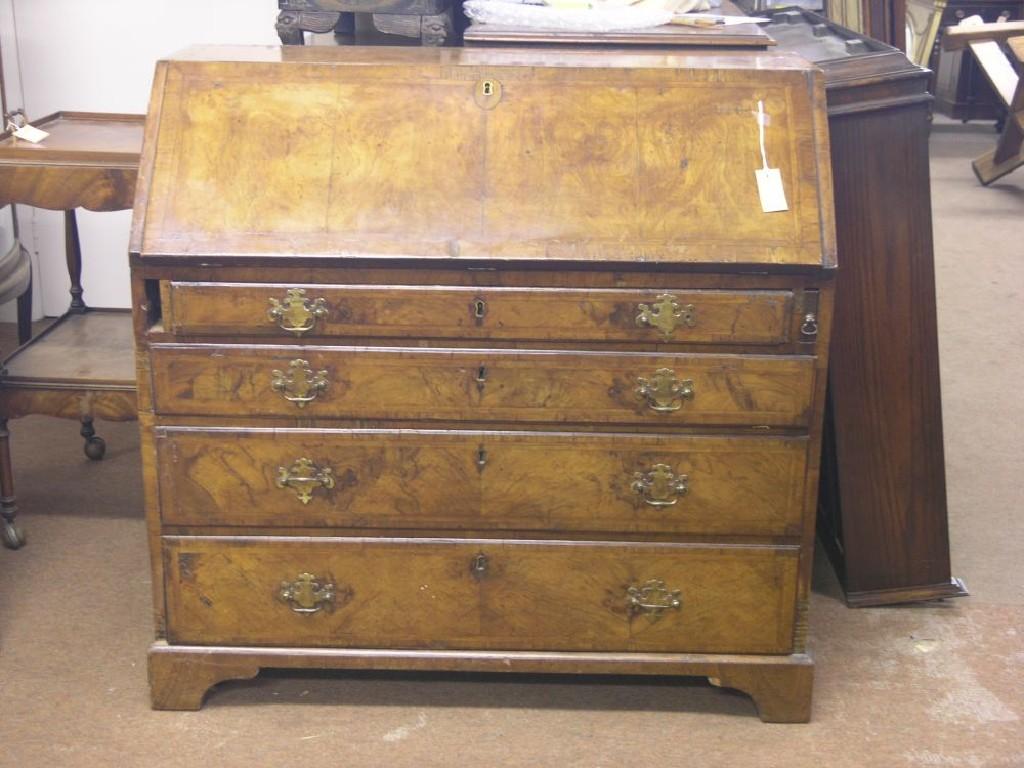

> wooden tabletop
[0,112,144,168]
[0,112,144,211]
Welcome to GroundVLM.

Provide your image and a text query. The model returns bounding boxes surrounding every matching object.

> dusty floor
[0,122,1021,767]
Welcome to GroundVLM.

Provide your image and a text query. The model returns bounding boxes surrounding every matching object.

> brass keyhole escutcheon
[474,78,502,110]
[473,298,487,321]
[470,552,489,578]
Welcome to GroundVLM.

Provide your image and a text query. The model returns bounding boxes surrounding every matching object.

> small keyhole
[476,446,488,470]
[482,81,493,96]
[473,299,487,320]
[475,365,487,392]
[470,553,489,577]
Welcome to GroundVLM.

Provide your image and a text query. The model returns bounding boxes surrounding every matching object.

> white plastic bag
[462,0,702,32]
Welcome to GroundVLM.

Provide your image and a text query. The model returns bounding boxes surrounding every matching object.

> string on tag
[757,99,770,170]
[753,99,788,214]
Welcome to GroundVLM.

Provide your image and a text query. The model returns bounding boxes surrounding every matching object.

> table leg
[0,418,25,549]
[65,209,86,314]
[80,414,106,461]
[16,268,32,345]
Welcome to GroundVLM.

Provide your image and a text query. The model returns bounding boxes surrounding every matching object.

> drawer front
[157,428,808,536]
[164,282,795,346]
[150,345,816,427]
[164,537,799,653]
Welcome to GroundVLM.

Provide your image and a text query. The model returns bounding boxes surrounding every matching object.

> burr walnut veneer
[131,45,836,722]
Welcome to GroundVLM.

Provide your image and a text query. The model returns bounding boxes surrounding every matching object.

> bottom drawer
[164,537,799,654]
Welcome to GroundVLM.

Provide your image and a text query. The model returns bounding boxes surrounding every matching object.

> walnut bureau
[131,45,836,722]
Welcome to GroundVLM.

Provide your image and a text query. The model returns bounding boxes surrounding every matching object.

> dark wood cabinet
[763,9,968,606]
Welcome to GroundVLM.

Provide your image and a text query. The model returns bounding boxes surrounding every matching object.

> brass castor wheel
[2,519,25,549]
[84,436,106,461]
[80,416,106,460]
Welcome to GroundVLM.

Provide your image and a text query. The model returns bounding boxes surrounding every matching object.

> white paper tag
[755,167,788,213]
[10,123,49,143]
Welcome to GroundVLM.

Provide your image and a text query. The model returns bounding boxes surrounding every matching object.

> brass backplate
[279,572,335,614]
[267,287,328,336]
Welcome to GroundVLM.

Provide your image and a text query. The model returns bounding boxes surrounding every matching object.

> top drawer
[162,282,795,346]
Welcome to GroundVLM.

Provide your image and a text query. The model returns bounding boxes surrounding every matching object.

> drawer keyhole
[470,553,489,578]
[473,298,487,321]
[476,446,488,470]
[475,365,488,392]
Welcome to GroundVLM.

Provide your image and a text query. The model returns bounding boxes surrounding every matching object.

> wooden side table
[0,111,143,549]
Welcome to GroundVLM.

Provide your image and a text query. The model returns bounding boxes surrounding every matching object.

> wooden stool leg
[80,414,106,461]
[972,117,1024,185]
[0,418,25,549]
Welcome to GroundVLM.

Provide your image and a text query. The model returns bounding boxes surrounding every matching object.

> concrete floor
[0,122,1021,768]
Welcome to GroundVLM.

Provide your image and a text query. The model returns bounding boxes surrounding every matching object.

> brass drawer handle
[271,359,328,408]
[800,312,818,339]
[632,464,689,507]
[635,294,696,340]
[267,288,329,336]
[275,457,335,504]
[627,579,682,618]
[635,368,694,413]
[280,572,335,614]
